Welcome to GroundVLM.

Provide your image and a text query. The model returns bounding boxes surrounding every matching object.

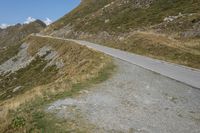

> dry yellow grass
[95,31,200,69]
[128,31,200,55]
[0,36,113,132]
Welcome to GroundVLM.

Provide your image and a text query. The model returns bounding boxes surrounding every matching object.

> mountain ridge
[0,20,46,64]
[0,20,46,48]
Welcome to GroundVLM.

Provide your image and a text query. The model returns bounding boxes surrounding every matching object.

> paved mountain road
[32,35,200,132]
[34,34,200,89]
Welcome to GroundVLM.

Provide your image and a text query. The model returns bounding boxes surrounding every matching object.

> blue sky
[0,0,80,26]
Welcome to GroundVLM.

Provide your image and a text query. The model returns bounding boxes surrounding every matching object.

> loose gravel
[47,59,200,133]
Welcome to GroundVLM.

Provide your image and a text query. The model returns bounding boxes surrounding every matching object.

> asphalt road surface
[35,34,200,89]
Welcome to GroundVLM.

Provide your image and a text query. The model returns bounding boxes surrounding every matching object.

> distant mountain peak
[0,19,46,48]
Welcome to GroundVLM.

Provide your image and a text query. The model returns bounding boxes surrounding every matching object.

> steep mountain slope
[0,20,46,64]
[0,35,113,132]
[0,1,199,132]
[44,0,200,68]
[0,6,113,132]
[0,20,46,48]
[45,0,200,34]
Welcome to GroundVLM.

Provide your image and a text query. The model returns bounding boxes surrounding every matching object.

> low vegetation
[100,32,200,68]
[0,20,46,64]
[0,56,58,101]
[0,20,46,48]
[44,0,200,69]
[1,0,200,131]
[0,43,21,64]
[0,36,114,132]
[2,62,114,133]
[46,0,200,34]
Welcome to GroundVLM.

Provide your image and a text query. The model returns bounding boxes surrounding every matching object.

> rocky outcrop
[0,43,62,75]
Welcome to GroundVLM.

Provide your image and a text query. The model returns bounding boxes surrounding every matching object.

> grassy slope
[81,0,200,33]
[0,20,46,64]
[0,56,58,101]
[101,32,200,68]
[45,0,200,69]
[4,61,114,133]
[0,36,114,132]
[47,0,200,33]
[0,20,46,48]
[44,0,112,33]
[0,43,21,64]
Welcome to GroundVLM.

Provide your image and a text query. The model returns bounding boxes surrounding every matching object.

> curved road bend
[34,35,200,89]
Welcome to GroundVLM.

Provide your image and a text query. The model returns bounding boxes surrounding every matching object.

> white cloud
[44,18,52,25]
[24,17,36,24]
[0,24,11,29]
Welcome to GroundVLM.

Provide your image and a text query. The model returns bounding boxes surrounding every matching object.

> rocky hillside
[45,0,200,35]
[0,20,46,64]
[0,20,46,48]
[0,4,114,132]
[0,12,113,132]
[0,1,199,132]
[44,0,200,68]
[0,35,112,132]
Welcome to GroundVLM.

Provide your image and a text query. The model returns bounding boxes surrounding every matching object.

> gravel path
[47,59,200,133]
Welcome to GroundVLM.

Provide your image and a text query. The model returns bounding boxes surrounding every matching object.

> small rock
[105,19,110,23]
[13,86,22,92]
[80,90,89,94]
[118,37,125,41]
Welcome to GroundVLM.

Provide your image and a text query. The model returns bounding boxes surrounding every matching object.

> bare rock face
[0,43,62,75]
[181,21,200,38]
[50,24,74,38]
[0,43,33,75]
